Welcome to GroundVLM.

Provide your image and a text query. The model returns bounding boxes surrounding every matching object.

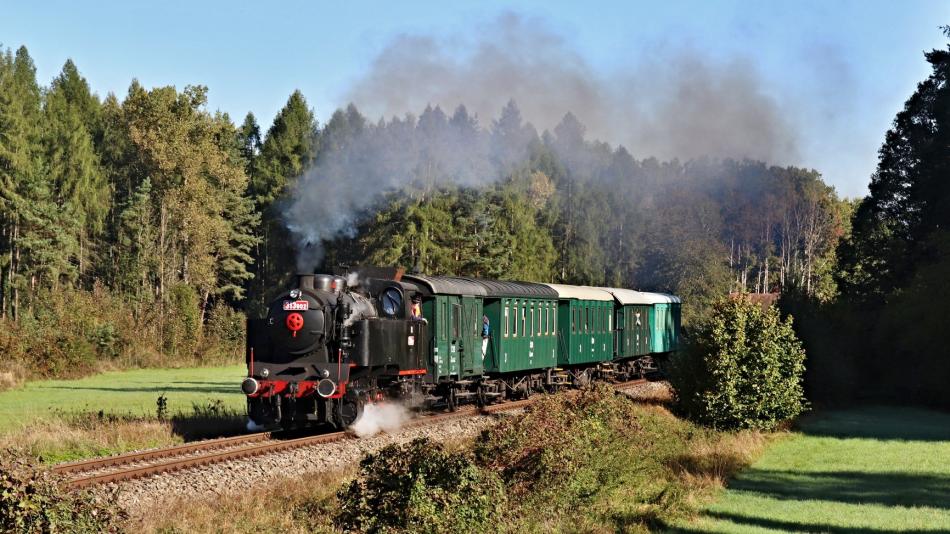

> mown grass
[676,406,950,533]
[0,365,246,429]
[0,365,247,462]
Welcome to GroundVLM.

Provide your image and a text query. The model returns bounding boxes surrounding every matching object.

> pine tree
[0,46,59,318]
[251,90,317,207]
[838,32,950,302]
[43,60,107,284]
[237,112,261,176]
[248,90,318,310]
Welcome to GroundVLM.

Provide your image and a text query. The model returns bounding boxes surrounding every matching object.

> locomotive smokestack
[296,273,315,292]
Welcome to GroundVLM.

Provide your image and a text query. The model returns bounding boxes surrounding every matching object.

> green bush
[669,296,808,430]
[0,454,124,533]
[336,438,505,534]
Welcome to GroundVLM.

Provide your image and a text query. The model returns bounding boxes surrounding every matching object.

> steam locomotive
[242,268,680,429]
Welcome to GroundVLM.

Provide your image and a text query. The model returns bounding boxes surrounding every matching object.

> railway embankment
[127,384,767,533]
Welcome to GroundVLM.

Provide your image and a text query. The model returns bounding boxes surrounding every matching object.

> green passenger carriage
[402,275,487,381]
[479,279,559,374]
[603,288,654,358]
[543,284,615,366]
[641,293,682,353]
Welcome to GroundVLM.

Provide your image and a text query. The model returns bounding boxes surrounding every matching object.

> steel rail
[52,432,274,475]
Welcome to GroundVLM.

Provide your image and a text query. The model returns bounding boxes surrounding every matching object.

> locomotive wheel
[339,393,364,427]
[575,369,591,388]
[446,387,457,412]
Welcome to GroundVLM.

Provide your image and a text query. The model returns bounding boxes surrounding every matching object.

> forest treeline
[788,31,950,407]
[0,44,850,381]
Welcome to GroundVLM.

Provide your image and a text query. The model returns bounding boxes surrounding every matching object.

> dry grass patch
[1,405,247,464]
[129,469,353,533]
[0,414,177,464]
[670,428,775,507]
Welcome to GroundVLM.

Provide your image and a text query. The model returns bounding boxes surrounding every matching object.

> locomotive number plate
[282,300,309,311]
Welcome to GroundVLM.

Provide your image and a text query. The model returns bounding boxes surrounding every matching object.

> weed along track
[55,379,650,491]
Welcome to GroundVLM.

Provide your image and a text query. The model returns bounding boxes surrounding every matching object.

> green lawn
[0,365,247,433]
[676,406,950,533]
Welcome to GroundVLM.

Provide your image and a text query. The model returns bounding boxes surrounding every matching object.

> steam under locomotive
[242,268,680,430]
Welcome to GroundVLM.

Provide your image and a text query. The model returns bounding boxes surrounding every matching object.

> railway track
[55,379,648,489]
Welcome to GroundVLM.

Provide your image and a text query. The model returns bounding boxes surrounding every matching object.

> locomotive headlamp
[241,377,259,395]
[317,378,336,398]
[289,289,301,299]
[261,368,270,378]
[321,369,330,378]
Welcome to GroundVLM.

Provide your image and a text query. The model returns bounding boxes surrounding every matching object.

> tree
[838,32,950,301]
[248,90,318,310]
[828,29,950,406]
[251,90,317,207]
[0,46,59,319]
[236,111,261,176]
[120,83,258,328]
[43,60,107,283]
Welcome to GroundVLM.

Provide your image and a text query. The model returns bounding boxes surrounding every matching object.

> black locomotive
[243,269,428,429]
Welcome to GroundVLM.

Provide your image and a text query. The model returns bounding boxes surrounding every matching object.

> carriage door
[461,296,483,376]
[446,297,463,377]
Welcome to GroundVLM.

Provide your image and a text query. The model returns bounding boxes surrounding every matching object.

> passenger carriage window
[504,306,509,337]
[522,305,526,337]
[452,304,461,338]
[571,308,576,333]
[543,304,548,334]
[513,301,518,337]
[529,305,534,337]
[537,306,541,335]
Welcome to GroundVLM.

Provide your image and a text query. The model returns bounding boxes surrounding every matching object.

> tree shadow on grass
[729,469,950,510]
[796,406,950,442]
[665,512,946,533]
[41,385,238,395]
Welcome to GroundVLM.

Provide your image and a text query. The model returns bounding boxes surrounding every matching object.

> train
[241,268,681,429]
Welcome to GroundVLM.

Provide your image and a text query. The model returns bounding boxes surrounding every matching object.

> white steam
[349,402,412,437]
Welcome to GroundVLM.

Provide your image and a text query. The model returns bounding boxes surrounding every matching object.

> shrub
[0,454,125,533]
[475,385,643,500]
[336,438,505,533]
[165,283,201,356]
[669,296,808,430]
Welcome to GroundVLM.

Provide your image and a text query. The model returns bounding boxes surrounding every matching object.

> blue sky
[2,0,947,197]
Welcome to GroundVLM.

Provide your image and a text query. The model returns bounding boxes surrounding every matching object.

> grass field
[0,365,246,432]
[0,365,248,462]
[676,406,950,533]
